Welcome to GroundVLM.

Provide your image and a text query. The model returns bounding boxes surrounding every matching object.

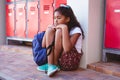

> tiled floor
[87,61,120,77]
[0,45,120,80]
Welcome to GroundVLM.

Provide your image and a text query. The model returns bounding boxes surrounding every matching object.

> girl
[37,4,84,77]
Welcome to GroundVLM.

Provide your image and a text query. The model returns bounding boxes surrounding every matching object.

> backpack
[32,31,54,66]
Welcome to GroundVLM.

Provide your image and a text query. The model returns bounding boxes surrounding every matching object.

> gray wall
[68,0,105,68]
[0,0,6,45]
[87,0,105,64]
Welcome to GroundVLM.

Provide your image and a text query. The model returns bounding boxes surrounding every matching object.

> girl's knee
[55,29,62,48]
[55,29,62,37]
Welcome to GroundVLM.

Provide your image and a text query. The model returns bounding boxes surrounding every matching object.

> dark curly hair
[54,5,84,39]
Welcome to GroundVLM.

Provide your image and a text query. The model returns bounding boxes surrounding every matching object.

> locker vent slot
[19,8,23,12]
[44,5,50,10]
[30,7,35,11]
[8,9,12,13]
[8,9,12,16]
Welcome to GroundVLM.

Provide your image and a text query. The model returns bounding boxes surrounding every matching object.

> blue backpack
[32,31,54,66]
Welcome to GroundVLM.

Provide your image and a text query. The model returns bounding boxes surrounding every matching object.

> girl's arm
[56,24,80,52]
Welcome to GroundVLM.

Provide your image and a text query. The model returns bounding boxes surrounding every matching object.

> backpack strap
[46,39,55,56]
[46,36,55,56]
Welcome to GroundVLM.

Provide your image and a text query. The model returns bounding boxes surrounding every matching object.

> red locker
[15,3,26,38]
[39,0,54,32]
[39,0,67,32]
[6,4,14,37]
[55,0,67,8]
[105,0,120,49]
[27,1,38,38]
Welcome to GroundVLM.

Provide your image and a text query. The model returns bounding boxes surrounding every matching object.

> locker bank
[6,0,66,43]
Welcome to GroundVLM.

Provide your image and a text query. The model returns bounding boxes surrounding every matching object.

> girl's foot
[47,64,59,77]
[37,63,48,71]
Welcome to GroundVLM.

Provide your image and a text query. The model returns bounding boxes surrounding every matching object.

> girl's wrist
[62,25,68,31]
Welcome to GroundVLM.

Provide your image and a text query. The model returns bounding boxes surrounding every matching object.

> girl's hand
[56,24,67,30]
[48,24,55,28]
[48,24,56,31]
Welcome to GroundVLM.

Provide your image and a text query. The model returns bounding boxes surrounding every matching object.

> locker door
[16,3,26,38]
[27,1,38,38]
[40,0,54,32]
[105,0,120,49]
[6,4,14,37]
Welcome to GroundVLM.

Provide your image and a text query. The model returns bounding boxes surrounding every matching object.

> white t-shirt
[70,27,82,53]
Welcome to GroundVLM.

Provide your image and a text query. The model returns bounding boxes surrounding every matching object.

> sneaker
[47,64,59,77]
[37,63,48,71]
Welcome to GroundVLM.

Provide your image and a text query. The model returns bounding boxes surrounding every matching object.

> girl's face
[54,11,70,26]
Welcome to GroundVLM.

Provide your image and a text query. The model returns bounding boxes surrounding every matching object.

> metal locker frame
[102,0,120,62]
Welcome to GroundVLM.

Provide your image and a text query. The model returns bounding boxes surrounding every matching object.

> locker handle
[27,19,29,22]
[16,20,18,22]
[24,5,27,10]
[37,4,40,9]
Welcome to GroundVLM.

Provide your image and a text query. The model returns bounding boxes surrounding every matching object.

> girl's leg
[54,29,63,65]
[42,32,46,48]
[45,28,59,77]
[45,27,55,64]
